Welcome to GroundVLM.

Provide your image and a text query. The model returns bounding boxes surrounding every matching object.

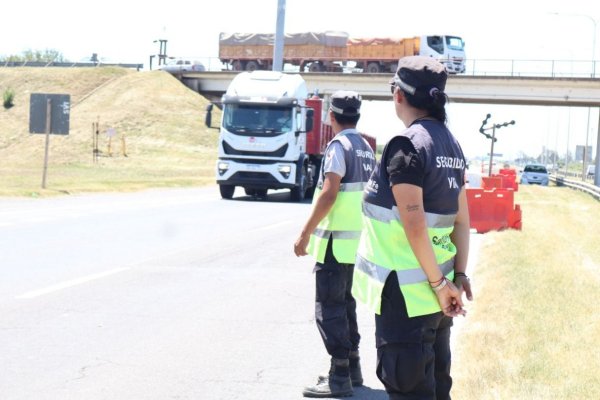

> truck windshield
[223,104,293,137]
[445,36,464,51]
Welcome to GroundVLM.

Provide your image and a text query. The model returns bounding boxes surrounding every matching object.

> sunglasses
[390,82,397,95]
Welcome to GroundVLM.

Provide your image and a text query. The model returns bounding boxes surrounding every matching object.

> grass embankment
[452,185,600,399]
[0,67,220,197]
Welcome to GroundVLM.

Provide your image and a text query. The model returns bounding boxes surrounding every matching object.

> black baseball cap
[329,90,361,116]
[391,56,448,96]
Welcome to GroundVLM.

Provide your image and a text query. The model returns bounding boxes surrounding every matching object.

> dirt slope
[0,67,220,196]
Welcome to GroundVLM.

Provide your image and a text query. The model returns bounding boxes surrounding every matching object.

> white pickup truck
[159,59,205,73]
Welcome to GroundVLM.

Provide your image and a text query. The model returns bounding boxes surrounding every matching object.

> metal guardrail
[0,60,143,70]
[551,175,600,200]
[0,57,597,78]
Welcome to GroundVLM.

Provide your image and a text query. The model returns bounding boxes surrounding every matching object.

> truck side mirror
[205,103,213,128]
[305,108,314,133]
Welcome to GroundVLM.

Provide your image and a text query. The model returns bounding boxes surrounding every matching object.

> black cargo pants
[375,271,453,400]
[314,238,360,360]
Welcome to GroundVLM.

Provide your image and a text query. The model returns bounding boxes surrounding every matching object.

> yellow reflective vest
[307,130,376,264]
[352,121,466,317]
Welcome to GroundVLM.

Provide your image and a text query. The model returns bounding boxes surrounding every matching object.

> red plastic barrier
[482,176,504,190]
[497,168,519,191]
[466,188,522,233]
[484,173,519,191]
[499,168,516,176]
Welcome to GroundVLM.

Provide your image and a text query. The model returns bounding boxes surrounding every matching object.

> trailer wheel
[219,184,235,199]
[290,166,307,202]
[308,62,323,72]
[245,61,259,71]
[366,62,382,73]
[231,60,245,71]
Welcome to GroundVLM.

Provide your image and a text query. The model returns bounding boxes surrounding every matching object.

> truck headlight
[278,165,292,179]
[218,162,229,176]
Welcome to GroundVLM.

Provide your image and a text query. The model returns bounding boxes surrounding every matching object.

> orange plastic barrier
[499,168,516,176]
[466,188,522,233]
[482,176,504,190]
[483,172,519,191]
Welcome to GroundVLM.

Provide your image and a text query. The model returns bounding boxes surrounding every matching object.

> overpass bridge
[180,71,600,186]
[180,71,600,107]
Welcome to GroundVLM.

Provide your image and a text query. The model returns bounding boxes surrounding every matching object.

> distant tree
[0,48,66,63]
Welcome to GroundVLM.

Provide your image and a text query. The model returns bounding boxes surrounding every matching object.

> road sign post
[29,93,70,189]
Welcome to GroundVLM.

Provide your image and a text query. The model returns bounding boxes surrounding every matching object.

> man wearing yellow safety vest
[353,56,473,400]
[294,90,376,398]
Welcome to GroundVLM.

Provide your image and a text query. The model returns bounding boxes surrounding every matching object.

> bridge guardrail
[551,175,600,200]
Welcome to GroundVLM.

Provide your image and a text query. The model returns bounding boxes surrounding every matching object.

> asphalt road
[0,186,392,400]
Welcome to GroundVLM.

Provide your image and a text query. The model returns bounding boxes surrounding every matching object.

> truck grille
[223,142,288,157]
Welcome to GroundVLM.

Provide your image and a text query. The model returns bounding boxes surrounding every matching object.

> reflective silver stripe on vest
[355,254,455,285]
[339,182,368,192]
[362,202,456,228]
[313,228,362,240]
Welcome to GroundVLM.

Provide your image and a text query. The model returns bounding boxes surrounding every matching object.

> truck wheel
[366,62,381,73]
[308,62,323,72]
[255,189,268,199]
[290,166,307,202]
[219,184,235,199]
[231,60,244,71]
[245,61,259,71]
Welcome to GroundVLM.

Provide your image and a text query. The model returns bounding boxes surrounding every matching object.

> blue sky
[2,0,599,161]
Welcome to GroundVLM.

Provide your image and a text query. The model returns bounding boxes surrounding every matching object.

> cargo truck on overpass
[211,70,376,201]
[218,31,466,74]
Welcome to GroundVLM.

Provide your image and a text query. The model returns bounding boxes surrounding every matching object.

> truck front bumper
[216,159,298,189]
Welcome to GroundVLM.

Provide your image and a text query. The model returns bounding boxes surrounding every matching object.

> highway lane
[0,186,390,400]
[0,186,481,399]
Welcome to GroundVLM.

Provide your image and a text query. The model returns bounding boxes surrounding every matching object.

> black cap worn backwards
[391,55,448,98]
[329,90,362,116]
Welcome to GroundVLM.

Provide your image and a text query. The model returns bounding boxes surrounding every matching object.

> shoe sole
[302,390,353,398]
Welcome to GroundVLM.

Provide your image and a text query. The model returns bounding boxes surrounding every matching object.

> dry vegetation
[0,67,220,196]
[452,185,600,399]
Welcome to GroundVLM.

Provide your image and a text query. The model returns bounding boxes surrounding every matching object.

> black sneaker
[302,374,353,398]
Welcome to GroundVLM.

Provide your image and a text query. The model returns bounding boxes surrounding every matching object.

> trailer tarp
[219,31,349,47]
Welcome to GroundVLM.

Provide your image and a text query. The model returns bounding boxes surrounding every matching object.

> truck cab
[420,35,466,74]
[215,71,314,201]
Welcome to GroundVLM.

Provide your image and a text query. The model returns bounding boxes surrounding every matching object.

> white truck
[212,70,375,201]
[219,32,466,74]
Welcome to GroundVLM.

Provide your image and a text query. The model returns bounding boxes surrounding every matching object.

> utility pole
[273,0,286,71]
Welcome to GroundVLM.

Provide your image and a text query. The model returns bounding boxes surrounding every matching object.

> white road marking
[15,267,131,300]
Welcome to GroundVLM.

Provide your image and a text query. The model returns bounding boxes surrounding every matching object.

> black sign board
[29,93,70,135]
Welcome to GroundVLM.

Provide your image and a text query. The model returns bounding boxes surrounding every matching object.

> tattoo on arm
[406,204,420,212]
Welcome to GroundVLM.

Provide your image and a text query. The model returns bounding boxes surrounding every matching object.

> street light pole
[479,114,515,176]
[549,12,599,186]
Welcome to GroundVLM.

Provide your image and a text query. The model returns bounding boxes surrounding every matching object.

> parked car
[520,163,549,185]
[586,165,595,179]
[159,59,206,73]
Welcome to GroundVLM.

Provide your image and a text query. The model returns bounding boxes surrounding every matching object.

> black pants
[314,239,360,360]
[375,271,453,400]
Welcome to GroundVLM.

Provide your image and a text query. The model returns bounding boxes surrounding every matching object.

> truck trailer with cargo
[218,32,466,74]
[212,70,376,201]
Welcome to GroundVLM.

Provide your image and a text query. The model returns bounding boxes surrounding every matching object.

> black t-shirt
[385,136,424,188]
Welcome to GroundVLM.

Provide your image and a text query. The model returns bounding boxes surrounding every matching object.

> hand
[434,279,466,317]
[454,275,473,301]
[294,234,309,257]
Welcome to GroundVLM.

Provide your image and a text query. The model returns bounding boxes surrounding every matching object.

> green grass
[0,67,221,197]
[452,184,600,399]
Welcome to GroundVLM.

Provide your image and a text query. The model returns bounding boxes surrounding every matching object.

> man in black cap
[294,90,376,398]
[353,55,473,399]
